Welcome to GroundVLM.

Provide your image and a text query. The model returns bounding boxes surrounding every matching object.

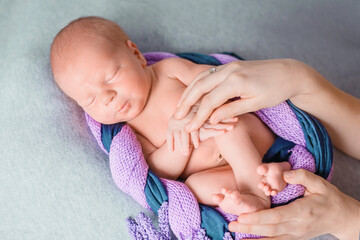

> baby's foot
[212,188,266,215]
[257,162,291,196]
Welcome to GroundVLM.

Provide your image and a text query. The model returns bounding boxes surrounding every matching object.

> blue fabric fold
[200,204,234,239]
[176,53,222,66]
[101,122,125,152]
[144,171,169,214]
[262,136,295,163]
[287,100,333,179]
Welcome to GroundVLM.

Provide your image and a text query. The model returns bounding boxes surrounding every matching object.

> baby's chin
[84,111,118,125]
[87,112,135,125]
[92,115,125,125]
[85,100,144,124]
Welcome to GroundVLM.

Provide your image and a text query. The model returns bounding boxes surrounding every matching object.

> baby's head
[50,16,151,124]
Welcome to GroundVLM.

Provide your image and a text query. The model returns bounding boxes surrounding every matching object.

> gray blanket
[1,0,359,239]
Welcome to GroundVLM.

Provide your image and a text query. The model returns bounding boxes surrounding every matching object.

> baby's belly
[180,138,227,179]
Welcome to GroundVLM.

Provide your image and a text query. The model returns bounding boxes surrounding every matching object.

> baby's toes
[212,193,224,204]
[258,181,266,190]
[272,179,287,192]
[270,190,278,196]
[220,187,231,196]
[263,185,272,196]
[230,191,240,200]
[256,164,269,176]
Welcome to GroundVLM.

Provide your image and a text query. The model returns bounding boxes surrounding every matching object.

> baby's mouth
[117,100,129,113]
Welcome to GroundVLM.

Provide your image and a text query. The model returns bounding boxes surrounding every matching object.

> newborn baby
[50,16,291,216]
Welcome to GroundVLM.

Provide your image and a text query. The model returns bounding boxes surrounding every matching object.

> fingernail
[284,171,293,179]
[228,223,235,232]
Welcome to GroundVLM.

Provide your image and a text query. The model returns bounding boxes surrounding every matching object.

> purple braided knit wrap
[85,52,327,239]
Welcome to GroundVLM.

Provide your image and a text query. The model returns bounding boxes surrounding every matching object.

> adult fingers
[184,78,241,131]
[209,98,258,124]
[175,65,229,120]
[177,64,228,110]
[228,221,290,237]
[283,169,330,195]
[233,201,306,226]
[176,68,212,108]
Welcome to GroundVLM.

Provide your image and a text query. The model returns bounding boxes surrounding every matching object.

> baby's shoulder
[152,57,193,74]
[152,57,210,85]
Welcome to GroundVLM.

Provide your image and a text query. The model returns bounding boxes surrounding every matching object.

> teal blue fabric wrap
[144,171,235,238]
[262,137,296,163]
[287,100,333,179]
[176,53,222,65]
[144,171,169,214]
[101,123,125,152]
[200,204,235,239]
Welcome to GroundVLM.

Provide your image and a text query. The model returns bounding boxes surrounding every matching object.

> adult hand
[167,103,236,155]
[175,59,314,132]
[228,169,360,239]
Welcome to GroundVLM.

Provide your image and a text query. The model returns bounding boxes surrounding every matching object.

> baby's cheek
[85,109,109,124]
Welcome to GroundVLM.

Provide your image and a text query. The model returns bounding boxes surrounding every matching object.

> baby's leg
[185,165,236,205]
[257,162,292,196]
[185,165,267,215]
[212,114,275,213]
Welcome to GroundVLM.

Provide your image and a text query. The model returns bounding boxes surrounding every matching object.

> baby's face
[55,39,151,124]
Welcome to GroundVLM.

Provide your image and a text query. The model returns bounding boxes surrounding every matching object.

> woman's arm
[175,59,360,159]
[174,58,360,238]
[289,60,360,159]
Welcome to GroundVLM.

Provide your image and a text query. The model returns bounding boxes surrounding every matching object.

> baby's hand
[167,103,237,155]
[197,119,238,143]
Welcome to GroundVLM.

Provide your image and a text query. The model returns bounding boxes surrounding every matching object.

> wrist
[288,59,325,109]
[333,197,360,239]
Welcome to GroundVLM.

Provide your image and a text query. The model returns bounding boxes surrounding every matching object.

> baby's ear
[126,40,147,67]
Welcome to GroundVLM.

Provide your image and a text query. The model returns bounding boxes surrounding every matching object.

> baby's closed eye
[105,68,120,84]
[80,96,96,108]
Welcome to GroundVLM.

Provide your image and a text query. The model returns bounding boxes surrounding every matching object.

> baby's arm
[135,132,191,180]
[167,102,236,155]
[160,58,238,153]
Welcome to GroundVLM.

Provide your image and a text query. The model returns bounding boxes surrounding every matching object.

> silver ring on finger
[209,66,217,74]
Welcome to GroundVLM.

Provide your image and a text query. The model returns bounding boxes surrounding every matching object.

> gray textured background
[1,0,359,239]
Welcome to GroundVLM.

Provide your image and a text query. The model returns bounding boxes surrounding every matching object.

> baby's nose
[102,90,116,105]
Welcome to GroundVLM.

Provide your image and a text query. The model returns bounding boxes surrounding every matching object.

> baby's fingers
[190,131,200,148]
[181,130,190,155]
[199,128,226,141]
[166,129,174,152]
[203,122,234,131]
[174,130,182,153]
[221,117,238,123]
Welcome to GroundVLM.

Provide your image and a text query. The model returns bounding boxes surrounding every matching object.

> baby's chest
[141,80,186,147]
